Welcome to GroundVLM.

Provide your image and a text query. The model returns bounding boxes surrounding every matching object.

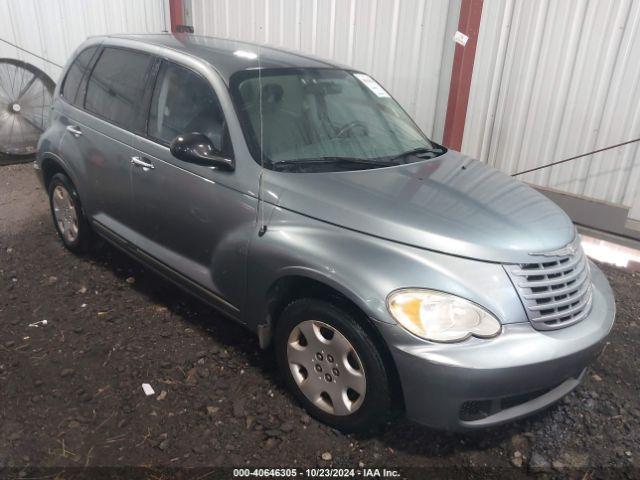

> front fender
[245,206,527,332]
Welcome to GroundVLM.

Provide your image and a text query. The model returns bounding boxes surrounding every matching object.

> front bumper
[377,262,615,431]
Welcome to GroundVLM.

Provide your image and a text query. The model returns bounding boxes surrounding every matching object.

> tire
[275,298,392,432]
[48,173,92,253]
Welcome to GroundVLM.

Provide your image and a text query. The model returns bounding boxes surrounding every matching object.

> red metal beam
[169,0,184,33]
[442,0,483,151]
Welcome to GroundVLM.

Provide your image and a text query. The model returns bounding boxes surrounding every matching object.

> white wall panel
[0,0,169,82]
[190,0,460,141]
[463,0,640,223]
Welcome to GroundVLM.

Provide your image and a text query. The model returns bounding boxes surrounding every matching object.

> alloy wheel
[52,185,79,243]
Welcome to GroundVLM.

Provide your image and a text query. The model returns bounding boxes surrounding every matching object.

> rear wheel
[48,173,91,252]
[275,298,392,432]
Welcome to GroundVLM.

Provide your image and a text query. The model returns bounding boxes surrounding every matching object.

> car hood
[264,150,576,263]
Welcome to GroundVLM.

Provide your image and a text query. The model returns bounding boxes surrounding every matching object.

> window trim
[133,57,162,137]
[82,46,156,131]
[141,58,234,160]
[140,57,162,139]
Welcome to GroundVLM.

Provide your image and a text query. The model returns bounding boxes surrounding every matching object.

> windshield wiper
[272,156,396,169]
[387,146,444,163]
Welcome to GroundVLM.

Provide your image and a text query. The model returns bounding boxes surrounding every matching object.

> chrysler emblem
[531,238,579,257]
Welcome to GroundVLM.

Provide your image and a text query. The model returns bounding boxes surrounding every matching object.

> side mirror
[169,133,234,171]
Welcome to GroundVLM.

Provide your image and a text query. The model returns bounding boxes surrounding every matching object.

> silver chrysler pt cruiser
[35,34,615,432]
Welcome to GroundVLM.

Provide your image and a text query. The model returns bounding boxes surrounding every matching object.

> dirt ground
[1,163,638,478]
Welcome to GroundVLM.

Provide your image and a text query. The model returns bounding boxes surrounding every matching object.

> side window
[61,46,98,106]
[84,48,152,129]
[148,62,229,154]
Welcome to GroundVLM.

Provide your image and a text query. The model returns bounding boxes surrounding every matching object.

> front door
[130,60,254,316]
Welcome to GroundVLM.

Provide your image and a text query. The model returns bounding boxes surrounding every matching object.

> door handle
[66,125,82,138]
[130,156,155,170]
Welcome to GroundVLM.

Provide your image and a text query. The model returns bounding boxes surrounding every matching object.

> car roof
[104,33,346,82]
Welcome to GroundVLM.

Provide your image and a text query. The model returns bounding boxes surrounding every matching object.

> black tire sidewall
[48,173,90,252]
[275,298,391,432]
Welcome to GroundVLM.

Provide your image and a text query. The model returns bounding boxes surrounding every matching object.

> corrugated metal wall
[463,0,640,223]
[4,0,638,224]
[190,0,460,142]
[0,0,169,82]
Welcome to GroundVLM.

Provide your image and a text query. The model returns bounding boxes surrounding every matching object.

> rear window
[84,47,152,129]
[61,46,98,106]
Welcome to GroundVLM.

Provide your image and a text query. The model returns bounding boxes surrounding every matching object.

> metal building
[190,0,461,143]
[464,0,640,237]
[0,0,169,80]
[1,0,638,239]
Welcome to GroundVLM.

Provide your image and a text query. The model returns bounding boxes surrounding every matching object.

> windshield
[229,68,445,172]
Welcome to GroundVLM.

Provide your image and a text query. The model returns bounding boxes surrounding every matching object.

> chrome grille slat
[527,282,591,311]
[530,293,593,331]
[530,289,592,320]
[504,239,593,331]
[515,260,586,288]
[522,269,589,300]
[510,253,582,276]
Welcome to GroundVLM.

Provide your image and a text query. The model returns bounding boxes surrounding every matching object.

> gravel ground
[1,163,638,478]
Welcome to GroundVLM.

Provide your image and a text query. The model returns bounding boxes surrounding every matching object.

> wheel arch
[263,271,405,413]
[40,153,86,205]
[41,154,69,190]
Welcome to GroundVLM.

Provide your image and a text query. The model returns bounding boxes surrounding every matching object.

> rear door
[55,45,101,201]
[60,46,153,235]
[130,60,253,316]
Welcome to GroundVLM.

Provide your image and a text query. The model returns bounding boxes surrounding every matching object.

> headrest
[262,83,284,104]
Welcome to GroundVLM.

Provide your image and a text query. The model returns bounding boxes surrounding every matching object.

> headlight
[387,289,502,343]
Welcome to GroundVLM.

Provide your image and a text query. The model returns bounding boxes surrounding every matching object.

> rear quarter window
[61,46,98,106]
[84,47,152,129]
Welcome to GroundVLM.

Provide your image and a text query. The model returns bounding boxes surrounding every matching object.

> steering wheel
[336,121,369,138]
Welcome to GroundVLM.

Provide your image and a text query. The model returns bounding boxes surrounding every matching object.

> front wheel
[275,298,392,432]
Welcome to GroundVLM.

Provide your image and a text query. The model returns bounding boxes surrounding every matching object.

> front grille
[505,240,593,331]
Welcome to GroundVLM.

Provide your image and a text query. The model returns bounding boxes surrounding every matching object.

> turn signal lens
[387,289,502,343]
